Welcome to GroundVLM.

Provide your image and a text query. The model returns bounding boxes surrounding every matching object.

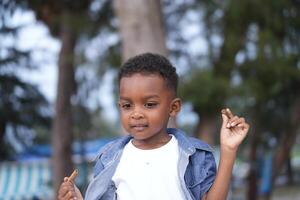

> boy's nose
[130,111,144,119]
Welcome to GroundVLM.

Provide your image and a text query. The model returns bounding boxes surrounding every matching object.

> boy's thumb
[221,113,229,129]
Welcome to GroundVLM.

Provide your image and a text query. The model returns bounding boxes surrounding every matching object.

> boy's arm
[202,108,249,200]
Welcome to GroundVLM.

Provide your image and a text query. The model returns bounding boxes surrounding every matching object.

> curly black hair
[118,53,178,95]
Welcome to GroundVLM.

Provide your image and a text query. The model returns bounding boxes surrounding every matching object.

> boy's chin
[129,131,154,141]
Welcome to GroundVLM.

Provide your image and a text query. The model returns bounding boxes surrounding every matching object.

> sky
[10,10,58,102]
[11,9,119,122]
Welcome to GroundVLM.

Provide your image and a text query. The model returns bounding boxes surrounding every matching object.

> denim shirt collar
[97,128,212,167]
[167,128,209,154]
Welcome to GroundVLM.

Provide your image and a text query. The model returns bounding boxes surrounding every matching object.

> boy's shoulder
[167,128,214,153]
[94,135,131,160]
[186,136,214,152]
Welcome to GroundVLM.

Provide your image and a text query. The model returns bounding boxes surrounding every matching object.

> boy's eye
[121,103,131,109]
[145,102,158,108]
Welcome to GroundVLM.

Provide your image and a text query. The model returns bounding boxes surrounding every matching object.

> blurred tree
[113,0,167,61]
[180,69,228,145]
[0,1,50,160]
[237,1,300,198]
[7,0,116,194]
[29,0,117,194]
[25,1,90,194]
[178,0,236,145]
[180,0,300,199]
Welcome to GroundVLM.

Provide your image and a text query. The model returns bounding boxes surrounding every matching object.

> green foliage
[179,0,299,150]
[234,0,300,140]
[0,75,50,126]
[179,69,229,116]
[0,21,51,158]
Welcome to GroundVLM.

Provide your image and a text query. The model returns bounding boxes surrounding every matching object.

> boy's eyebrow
[143,94,160,99]
[119,95,160,100]
[119,96,131,101]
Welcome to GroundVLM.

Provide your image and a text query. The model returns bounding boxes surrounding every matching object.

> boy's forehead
[119,73,171,95]
[120,73,166,86]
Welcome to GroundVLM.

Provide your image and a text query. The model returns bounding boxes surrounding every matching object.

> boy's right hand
[58,177,83,200]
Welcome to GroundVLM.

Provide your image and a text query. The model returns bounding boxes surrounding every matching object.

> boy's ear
[169,98,181,117]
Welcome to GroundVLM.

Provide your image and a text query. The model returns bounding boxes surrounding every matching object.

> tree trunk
[286,155,294,185]
[272,132,297,181]
[0,121,6,159]
[247,125,260,200]
[51,13,77,195]
[113,0,168,61]
[271,97,300,187]
[195,115,217,146]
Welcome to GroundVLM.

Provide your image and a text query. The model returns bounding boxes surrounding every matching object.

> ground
[272,185,300,200]
[231,185,300,200]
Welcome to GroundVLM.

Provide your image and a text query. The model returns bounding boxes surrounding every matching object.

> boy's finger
[227,116,238,127]
[221,108,234,119]
[58,185,68,197]
[61,181,74,188]
[64,191,76,200]
[221,108,235,129]
[221,113,229,129]
[238,122,250,131]
[65,188,76,197]
[59,183,75,195]
[229,117,245,127]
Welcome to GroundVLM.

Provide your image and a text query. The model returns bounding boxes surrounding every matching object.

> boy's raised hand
[58,170,83,200]
[220,108,250,152]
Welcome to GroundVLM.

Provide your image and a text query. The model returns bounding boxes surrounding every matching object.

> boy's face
[119,73,181,144]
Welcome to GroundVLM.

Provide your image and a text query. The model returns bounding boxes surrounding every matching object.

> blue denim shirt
[85,128,216,200]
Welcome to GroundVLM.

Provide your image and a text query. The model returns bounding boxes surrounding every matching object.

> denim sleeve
[185,150,216,200]
[199,151,216,198]
[93,157,104,177]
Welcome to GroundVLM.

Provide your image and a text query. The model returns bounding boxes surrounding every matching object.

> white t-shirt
[112,135,185,200]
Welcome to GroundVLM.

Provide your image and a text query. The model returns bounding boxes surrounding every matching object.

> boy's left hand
[220,108,250,152]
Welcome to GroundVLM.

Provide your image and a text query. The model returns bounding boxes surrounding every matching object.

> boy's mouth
[130,124,148,131]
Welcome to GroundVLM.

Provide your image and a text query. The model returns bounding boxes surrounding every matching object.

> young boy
[58,53,249,200]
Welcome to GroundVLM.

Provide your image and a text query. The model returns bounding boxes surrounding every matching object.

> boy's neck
[131,133,172,150]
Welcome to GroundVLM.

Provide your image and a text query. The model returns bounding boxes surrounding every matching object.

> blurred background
[0,0,299,199]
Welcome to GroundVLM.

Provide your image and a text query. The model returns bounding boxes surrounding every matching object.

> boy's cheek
[120,117,129,129]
